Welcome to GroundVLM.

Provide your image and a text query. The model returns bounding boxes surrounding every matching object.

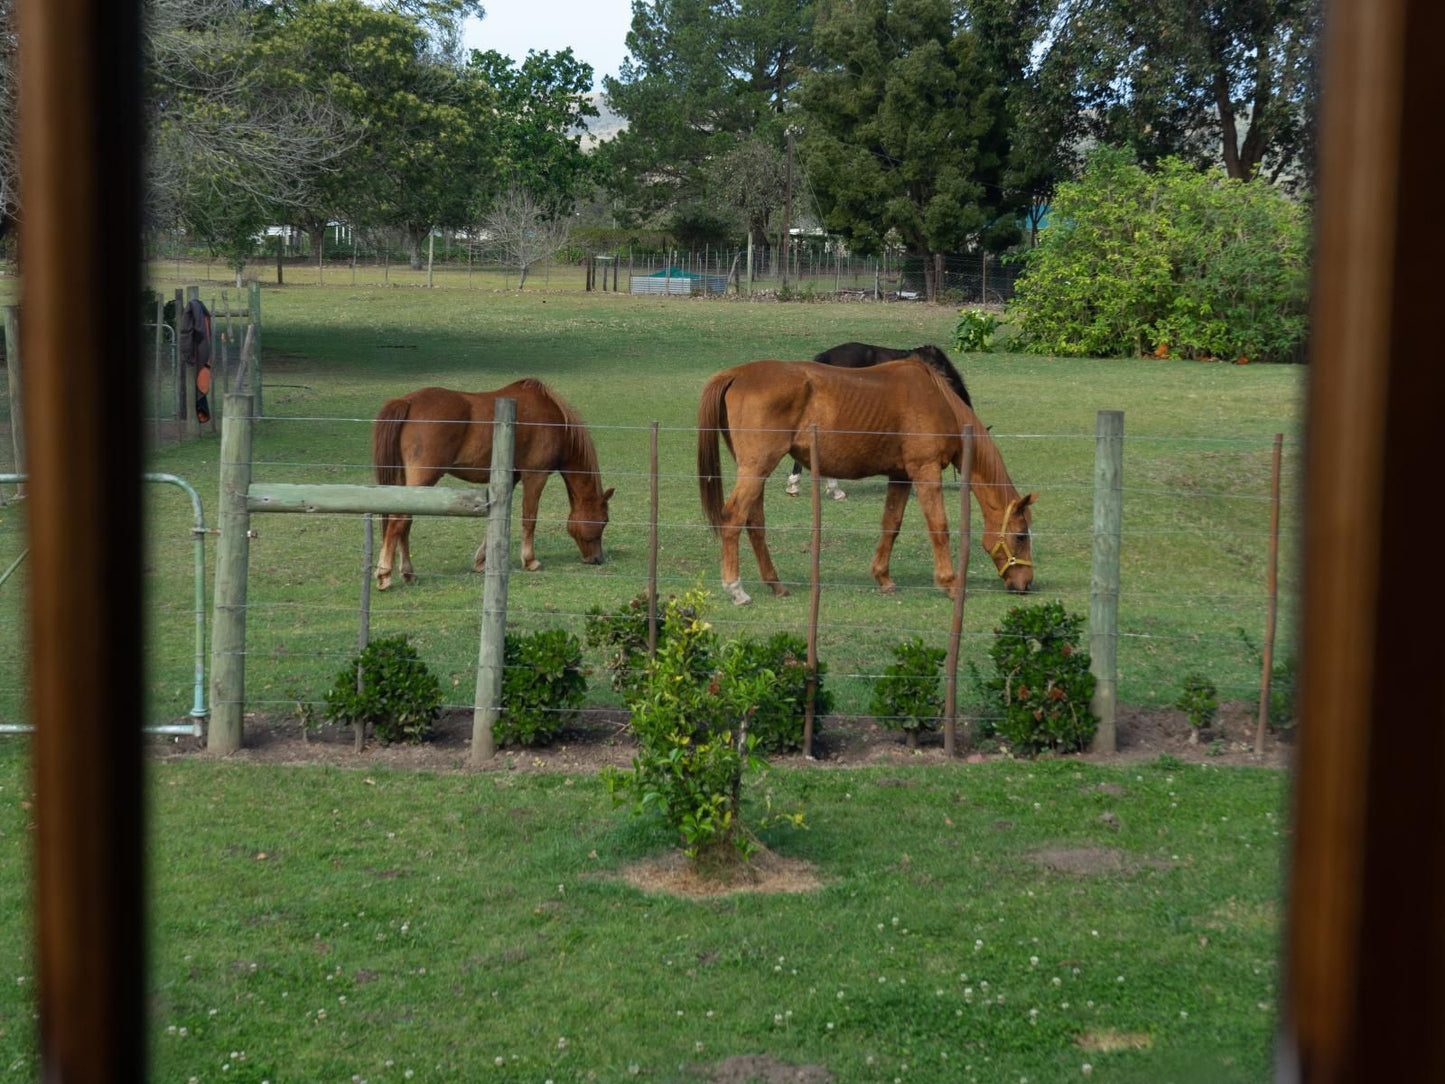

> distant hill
[579,93,626,149]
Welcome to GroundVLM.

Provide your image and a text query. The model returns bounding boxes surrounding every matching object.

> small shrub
[602,589,778,871]
[498,628,587,747]
[870,637,946,748]
[324,635,442,745]
[729,632,834,753]
[1175,674,1219,743]
[953,308,1002,353]
[984,602,1097,754]
[586,593,676,702]
[1234,628,1297,730]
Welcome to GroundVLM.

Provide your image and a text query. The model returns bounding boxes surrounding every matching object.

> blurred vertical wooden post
[1088,410,1123,753]
[3,305,23,495]
[1254,434,1284,754]
[1283,1,1445,1080]
[152,297,163,447]
[247,280,262,416]
[648,421,659,659]
[184,285,200,438]
[803,424,822,757]
[17,0,146,1077]
[471,398,515,765]
[356,514,373,752]
[943,425,974,757]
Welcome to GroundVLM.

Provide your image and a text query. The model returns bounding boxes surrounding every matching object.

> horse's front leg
[870,480,911,593]
[911,466,956,595]
[519,471,545,572]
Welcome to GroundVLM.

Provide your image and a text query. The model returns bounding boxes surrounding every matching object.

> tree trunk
[922,250,937,304]
[406,225,425,270]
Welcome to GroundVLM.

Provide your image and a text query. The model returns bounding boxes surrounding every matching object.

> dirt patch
[614,848,826,900]
[145,701,1291,774]
[697,1054,834,1083]
[1076,1030,1153,1053]
[1028,846,1168,877]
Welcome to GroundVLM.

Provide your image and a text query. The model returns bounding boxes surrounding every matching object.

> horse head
[984,491,1037,593]
[567,485,614,564]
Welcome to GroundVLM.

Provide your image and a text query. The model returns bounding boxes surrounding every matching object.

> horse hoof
[785,488,800,497]
[770,583,790,598]
[402,572,416,585]
[525,559,542,572]
[376,577,391,592]
[878,582,898,596]
[831,490,847,501]
[724,580,752,606]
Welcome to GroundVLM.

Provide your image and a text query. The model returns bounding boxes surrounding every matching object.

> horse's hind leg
[870,480,911,593]
[719,472,772,605]
[745,495,789,598]
[396,516,416,584]
[376,513,414,590]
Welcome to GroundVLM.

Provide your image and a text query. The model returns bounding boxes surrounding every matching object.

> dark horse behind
[371,379,613,590]
[787,342,972,497]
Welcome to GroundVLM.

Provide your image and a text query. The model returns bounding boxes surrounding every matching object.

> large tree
[1030,0,1321,188]
[601,0,812,221]
[799,0,1017,301]
[469,47,598,215]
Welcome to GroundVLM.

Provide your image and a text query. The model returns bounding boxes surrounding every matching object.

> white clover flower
[1030,956,1039,968]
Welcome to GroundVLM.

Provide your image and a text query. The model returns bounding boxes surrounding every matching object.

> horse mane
[515,377,600,477]
[916,362,1014,499]
[908,345,972,408]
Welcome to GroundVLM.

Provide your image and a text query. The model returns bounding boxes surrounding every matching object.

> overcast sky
[460,0,636,87]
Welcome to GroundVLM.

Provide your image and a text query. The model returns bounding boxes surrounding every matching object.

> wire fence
[0,403,1299,744]
[186,412,1299,746]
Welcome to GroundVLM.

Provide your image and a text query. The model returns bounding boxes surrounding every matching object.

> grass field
[0,742,1288,1082]
[2,273,1304,733]
[0,279,1300,1080]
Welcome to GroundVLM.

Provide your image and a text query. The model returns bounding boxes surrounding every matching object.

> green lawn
[0,742,1286,1082]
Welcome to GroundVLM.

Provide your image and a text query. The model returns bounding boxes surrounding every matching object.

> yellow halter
[987,497,1033,578]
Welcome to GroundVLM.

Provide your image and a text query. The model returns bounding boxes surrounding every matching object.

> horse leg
[786,457,803,496]
[745,494,789,597]
[516,470,546,572]
[719,472,770,605]
[396,516,416,585]
[376,514,398,591]
[911,465,957,595]
[826,477,847,501]
[870,480,912,593]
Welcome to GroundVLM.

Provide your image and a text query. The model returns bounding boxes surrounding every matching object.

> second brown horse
[698,357,1035,604]
[372,379,613,589]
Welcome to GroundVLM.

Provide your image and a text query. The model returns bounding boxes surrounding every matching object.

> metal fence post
[471,398,515,764]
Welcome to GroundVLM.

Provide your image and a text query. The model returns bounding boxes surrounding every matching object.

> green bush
[498,628,587,747]
[602,589,776,870]
[323,635,442,745]
[1234,628,1296,730]
[869,637,946,748]
[983,602,1097,754]
[729,632,833,753]
[953,308,1002,353]
[1175,674,1220,741]
[585,593,667,701]
[1010,147,1310,363]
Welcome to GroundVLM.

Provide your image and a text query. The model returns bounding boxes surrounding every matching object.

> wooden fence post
[355,513,374,752]
[152,297,164,447]
[247,280,263,416]
[1089,410,1124,753]
[1255,433,1285,754]
[471,398,515,764]
[803,424,822,757]
[648,420,659,658]
[3,305,24,496]
[209,392,254,753]
[943,425,975,757]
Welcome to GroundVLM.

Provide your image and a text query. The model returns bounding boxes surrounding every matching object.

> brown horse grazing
[698,357,1035,605]
[372,379,613,590]
[786,343,972,499]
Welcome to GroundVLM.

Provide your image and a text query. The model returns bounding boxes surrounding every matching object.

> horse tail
[697,371,734,535]
[373,397,411,535]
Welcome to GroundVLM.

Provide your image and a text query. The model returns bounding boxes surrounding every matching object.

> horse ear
[602,487,615,502]
[1018,491,1038,510]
